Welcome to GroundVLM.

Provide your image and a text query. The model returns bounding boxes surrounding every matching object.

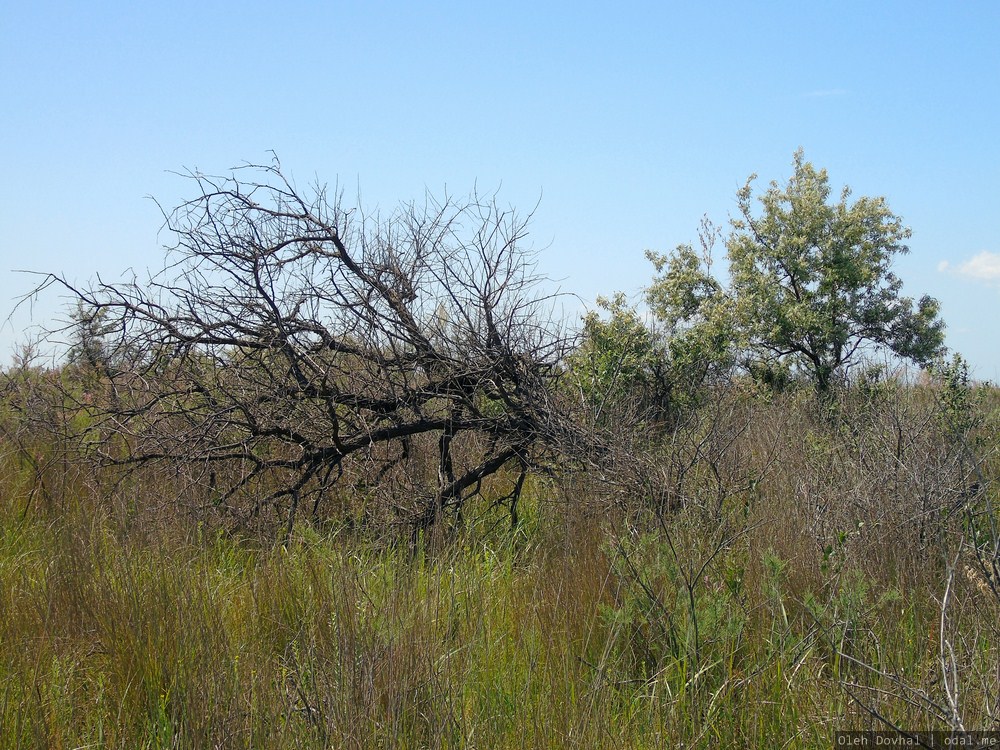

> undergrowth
[0,376,997,748]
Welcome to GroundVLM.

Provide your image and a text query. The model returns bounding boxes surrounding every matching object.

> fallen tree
[35,160,587,539]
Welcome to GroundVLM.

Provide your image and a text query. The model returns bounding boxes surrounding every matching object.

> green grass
[0,499,991,748]
[1,381,997,747]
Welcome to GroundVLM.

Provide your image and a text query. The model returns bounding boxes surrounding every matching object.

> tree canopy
[648,151,946,391]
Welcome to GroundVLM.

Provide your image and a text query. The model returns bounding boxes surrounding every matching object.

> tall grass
[1,374,997,747]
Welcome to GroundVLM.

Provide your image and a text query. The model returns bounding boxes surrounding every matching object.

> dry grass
[1,375,997,748]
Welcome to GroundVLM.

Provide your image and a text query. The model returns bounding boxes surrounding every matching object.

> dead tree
[34,160,585,539]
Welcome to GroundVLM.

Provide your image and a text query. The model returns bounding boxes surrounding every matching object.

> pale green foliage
[645,239,735,384]
[728,150,945,389]
[648,151,946,391]
[570,281,727,422]
[932,352,984,439]
[645,243,722,327]
[570,293,661,417]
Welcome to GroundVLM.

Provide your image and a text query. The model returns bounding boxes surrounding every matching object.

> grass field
[1,375,997,748]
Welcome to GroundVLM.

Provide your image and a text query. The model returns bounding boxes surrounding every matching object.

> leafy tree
[570,285,727,424]
[648,151,946,392]
[572,224,733,424]
[569,293,662,422]
[645,224,736,391]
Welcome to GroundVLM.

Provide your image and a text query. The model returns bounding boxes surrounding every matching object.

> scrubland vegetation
[2,155,997,747]
[2,365,997,748]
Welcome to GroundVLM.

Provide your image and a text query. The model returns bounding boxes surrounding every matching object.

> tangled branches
[35,161,587,538]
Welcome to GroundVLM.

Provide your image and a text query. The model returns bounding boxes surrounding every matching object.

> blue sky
[2,1,998,378]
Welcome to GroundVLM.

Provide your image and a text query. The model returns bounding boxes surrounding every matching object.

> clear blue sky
[3,1,998,379]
